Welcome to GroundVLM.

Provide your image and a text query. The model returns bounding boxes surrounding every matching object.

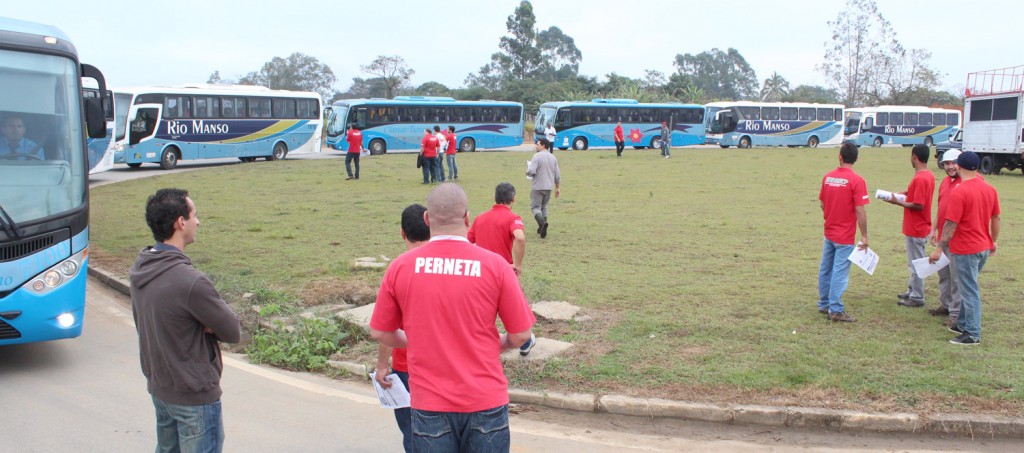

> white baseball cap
[940,149,961,163]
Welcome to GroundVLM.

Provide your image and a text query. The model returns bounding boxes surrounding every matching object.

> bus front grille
[0,319,21,340]
[0,230,70,263]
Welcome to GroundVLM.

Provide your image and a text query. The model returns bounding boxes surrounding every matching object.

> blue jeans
[152,396,224,453]
[393,371,413,453]
[421,157,436,183]
[446,154,458,179]
[818,238,855,314]
[411,405,510,453]
[953,251,988,340]
[345,153,360,178]
[435,156,445,182]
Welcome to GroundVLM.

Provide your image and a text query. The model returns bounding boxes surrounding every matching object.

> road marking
[224,356,379,406]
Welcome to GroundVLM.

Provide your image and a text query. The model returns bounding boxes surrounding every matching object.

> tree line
[208,0,961,111]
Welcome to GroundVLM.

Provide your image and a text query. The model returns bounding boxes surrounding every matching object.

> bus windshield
[326,105,349,137]
[0,49,85,224]
[113,92,132,141]
[535,106,556,131]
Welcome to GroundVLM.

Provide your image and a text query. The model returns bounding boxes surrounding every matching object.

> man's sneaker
[897,299,925,307]
[818,308,827,315]
[947,324,965,335]
[828,311,857,322]
[345,176,354,180]
[519,333,536,356]
[928,306,950,317]
[540,222,548,239]
[897,291,911,300]
[949,333,980,345]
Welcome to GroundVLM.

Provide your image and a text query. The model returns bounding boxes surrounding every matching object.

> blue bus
[113,84,323,169]
[324,96,524,154]
[705,101,845,148]
[844,106,961,148]
[534,99,706,150]
[1,17,108,345]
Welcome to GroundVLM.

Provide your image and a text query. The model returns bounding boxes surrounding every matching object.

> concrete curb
[89,266,1024,439]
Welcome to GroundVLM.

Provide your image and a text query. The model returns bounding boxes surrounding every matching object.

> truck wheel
[979,154,999,175]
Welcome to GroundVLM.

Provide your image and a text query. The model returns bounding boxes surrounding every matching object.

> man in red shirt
[613,121,625,157]
[370,183,535,451]
[468,182,526,275]
[374,203,429,453]
[444,125,458,180]
[345,124,362,180]
[929,151,1000,345]
[419,129,439,184]
[885,144,935,308]
[928,149,962,326]
[817,142,870,322]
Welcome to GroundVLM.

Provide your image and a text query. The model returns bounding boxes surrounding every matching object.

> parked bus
[84,83,115,174]
[113,84,322,169]
[844,106,961,148]
[534,99,706,150]
[705,102,845,148]
[324,96,524,154]
[1,17,108,345]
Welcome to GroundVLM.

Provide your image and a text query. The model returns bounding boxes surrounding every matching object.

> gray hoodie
[130,245,241,406]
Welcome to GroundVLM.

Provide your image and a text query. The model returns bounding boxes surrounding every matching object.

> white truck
[962,66,1024,174]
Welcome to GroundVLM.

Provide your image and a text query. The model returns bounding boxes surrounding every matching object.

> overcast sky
[6,0,1021,96]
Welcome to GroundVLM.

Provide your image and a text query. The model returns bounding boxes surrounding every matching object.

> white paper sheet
[848,245,879,275]
[369,372,411,409]
[875,189,907,203]
[912,253,949,279]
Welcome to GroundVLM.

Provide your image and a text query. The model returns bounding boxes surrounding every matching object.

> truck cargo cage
[965,65,1024,97]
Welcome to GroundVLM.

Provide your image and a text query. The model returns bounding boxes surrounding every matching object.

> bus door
[554,109,571,149]
[712,109,737,134]
[127,103,162,149]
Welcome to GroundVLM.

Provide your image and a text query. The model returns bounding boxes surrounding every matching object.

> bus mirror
[323,107,332,117]
[85,98,107,138]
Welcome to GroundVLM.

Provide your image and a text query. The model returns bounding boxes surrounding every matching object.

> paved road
[1,281,1015,452]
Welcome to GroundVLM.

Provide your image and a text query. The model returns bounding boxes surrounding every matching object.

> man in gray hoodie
[130,188,241,453]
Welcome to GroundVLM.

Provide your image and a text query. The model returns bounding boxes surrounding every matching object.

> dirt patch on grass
[300,278,377,307]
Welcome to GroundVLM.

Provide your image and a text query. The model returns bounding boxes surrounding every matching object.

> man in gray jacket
[527,138,561,238]
[130,188,241,453]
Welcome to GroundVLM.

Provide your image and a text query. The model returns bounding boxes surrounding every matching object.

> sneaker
[540,222,548,239]
[897,299,925,307]
[520,333,536,356]
[928,306,950,316]
[818,308,827,315]
[897,291,910,300]
[828,311,857,322]
[345,176,354,180]
[949,333,980,345]
[947,324,965,335]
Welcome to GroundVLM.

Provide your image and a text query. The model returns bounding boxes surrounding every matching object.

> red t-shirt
[444,131,457,155]
[345,129,362,154]
[613,124,624,142]
[935,176,962,237]
[391,348,407,373]
[370,237,535,412]
[819,167,869,245]
[901,169,935,237]
[468,204,524,264]
[421,135,439,158]
[946,177,1000,255]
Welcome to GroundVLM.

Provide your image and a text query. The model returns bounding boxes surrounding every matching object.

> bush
[246,317,366,371]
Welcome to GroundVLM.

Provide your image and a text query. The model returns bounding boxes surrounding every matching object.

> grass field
[89,146,1024,415]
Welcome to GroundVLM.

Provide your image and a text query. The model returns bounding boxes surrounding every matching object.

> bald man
[370,183,535,452]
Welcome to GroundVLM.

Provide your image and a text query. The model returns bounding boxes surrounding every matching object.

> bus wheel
[979,154,999,175]
[369,139,387,155]
[738,136,751,149]
[459,137,476,153]
[572,137,588,150]
[924,136,933,147]
[807,136,819,148]
[873,137,883,147]
[127,163,142,169]
[160,147,179,170]
[269,142,287,161]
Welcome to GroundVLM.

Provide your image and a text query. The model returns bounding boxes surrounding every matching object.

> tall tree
[759,72,791,101]
[360,55,415,99]
[495,1,543,81]
[413,81,451,96]
[818,0,898,106]
[870,48,943,105]
[337,77,388,100]
[673,48,758,101]
[537,26,582,79]
[236,52,337,101]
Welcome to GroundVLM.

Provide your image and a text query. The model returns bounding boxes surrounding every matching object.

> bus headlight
[56,313,75,328]
[43,270,63,287]
[59,260,79,277]
[26,248,87,295]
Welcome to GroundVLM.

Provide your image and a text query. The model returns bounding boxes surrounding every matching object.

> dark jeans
[412,405,510,452]
[345,153,360,178]
[615,140,624,156]
[421,156,437,183]
[393,371,412,453]
[435,156,445,182]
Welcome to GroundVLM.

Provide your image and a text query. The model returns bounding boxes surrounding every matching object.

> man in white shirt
[433,126,448,182]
